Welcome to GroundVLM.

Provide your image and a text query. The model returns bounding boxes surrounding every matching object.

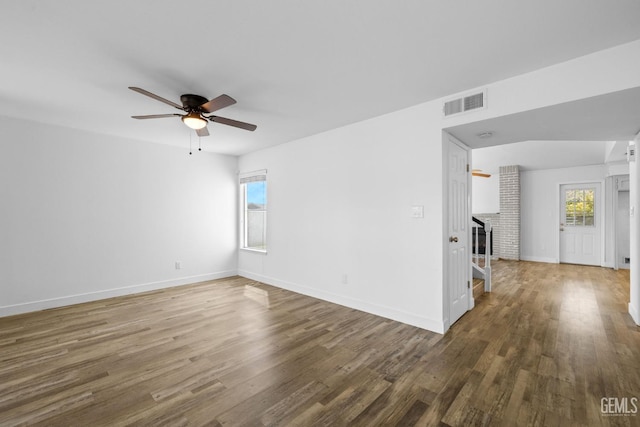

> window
[240,170,267,252]
[565,188,595,226]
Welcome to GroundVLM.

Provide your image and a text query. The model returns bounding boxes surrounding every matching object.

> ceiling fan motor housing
[180,94,209,111]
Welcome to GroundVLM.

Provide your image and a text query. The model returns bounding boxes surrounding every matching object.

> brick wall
[499,165,520,260]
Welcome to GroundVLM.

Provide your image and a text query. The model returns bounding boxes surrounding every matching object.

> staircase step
[473,278,484,299]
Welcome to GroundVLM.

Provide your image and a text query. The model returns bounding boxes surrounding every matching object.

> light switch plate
[412,205,424,218]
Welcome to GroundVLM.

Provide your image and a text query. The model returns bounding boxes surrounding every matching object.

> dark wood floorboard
[0,261,637,426]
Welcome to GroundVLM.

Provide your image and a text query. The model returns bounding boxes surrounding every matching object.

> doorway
[615,175,631,269]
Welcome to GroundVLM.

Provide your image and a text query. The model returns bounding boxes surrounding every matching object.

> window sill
[241,247,267,254]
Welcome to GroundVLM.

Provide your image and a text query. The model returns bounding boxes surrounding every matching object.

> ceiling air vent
[443,89,487,117]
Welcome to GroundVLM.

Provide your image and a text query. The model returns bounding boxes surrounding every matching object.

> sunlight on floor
[243,285,271,308]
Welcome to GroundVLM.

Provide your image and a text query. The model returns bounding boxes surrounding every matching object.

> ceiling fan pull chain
[189,131,192,155]
[198,136,202,152]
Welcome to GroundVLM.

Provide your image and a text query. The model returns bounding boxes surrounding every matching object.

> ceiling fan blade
[472,172,491,178]
[131,114,182,119]
[196,127,210,137]
[208,115,257,131]
[129,87,183,110]
[200,94,236,113]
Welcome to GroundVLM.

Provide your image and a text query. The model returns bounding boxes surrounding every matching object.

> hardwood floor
[1,261,637,426]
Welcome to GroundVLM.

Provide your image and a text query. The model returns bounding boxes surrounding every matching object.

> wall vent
[443,89,487,117]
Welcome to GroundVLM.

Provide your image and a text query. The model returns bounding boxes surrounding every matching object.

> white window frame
[564,187,596,227]
[239,170,267,253]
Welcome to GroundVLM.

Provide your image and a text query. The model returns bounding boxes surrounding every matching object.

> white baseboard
[520,256,558,264]
[520,256,615,268]
[0,270,237,318]
[629,303,640,325]
[238,270,445,334]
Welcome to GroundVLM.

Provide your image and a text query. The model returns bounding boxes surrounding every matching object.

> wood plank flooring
[1,261,637,426]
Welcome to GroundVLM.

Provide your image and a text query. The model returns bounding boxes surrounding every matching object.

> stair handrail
[472,216,485,265]
[471,217,492,292]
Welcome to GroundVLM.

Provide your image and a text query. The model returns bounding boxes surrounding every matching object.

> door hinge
[467,280,471,289]
[466,164,469,172]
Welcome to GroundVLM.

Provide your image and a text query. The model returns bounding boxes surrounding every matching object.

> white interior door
[559,183,602,266]
[447,136,470,326]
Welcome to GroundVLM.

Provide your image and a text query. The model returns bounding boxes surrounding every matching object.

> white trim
[239,173,268,252]
[239,270,445,334]
[629,302,640,325]
[240,247,267,254]
[630,135,640,326]
[238,168,267,180]
[442,132,472,333]
[612,176,619,270]
[442,134,449,332]
[612,175,631,270]
[599,179,606,266]
[520,255,559,264]
[0,270,237,318]
[557,180,605,266]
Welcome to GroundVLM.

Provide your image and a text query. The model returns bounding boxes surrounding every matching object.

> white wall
[472,174,500,214]
[4,40,637,329]
[238,40,640,334]
[520,165,607,264]
[0,116,238,316]
[444,39,640,129]
[239,102,446,332]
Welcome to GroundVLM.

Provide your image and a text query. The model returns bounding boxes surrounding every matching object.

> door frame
[613,175,631,270]
[442,131,472,333]
[556,180,605,266]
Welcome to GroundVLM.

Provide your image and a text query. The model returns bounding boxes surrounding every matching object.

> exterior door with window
[559,183,601,266]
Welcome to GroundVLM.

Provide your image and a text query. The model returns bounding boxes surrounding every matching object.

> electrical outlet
[175,261,182,270]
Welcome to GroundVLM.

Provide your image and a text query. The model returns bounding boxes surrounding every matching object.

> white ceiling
[447,87,640,173]
[446,87,640,150]
[471,140,620,175]
[1,1,640,156]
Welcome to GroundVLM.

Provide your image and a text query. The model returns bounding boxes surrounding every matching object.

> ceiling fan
[129,87,257,137]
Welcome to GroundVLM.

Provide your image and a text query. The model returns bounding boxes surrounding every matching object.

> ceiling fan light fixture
[182,112,207,130]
